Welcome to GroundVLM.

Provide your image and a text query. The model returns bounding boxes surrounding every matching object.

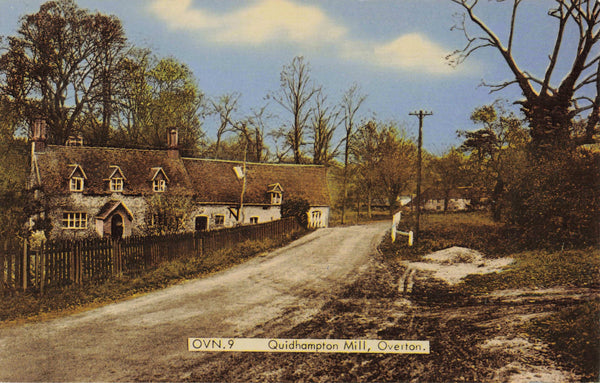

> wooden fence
[0,217,300,294]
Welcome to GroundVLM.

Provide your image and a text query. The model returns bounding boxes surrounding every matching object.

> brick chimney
[32,118,47,152]
[167,128,179,159]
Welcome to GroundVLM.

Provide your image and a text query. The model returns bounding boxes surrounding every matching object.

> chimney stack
[32,118,47,152]
[167,128,179,158]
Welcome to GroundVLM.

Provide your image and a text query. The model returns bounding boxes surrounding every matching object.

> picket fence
[0,217,300,294]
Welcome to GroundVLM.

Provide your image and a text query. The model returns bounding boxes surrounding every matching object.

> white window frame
[153,179,166,192]
[270,192,282,205]
[250,216,259,224]
[110,177,124,192]
[62,212,88,229]
[70,177,84,192]
[214,214,225,226]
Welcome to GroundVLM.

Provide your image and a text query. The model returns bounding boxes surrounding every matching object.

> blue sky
[0,0,577,153]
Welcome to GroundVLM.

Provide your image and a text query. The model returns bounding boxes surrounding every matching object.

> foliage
[352,120,416,215]
[144,194,193,235]
[503,148,600,248]
[426,147,470,212]
[0,138,32,240]
[0,0,127,145]
[281,197,310,228]
[458,102,529,220]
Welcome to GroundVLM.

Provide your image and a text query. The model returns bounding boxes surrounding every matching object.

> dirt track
[0,222,388,382]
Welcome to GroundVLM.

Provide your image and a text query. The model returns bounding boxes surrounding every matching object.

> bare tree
[210,92,240,159]
[449,0,599,150]
[270,56,320,164]
[310,90,341,165]
[340,83,366,224]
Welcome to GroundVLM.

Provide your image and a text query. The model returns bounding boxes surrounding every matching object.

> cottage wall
[185,204,281,231]
[47,194,148,239]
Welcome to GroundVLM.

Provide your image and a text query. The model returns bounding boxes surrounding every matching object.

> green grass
[459,247,600,293]
[0,231,305,324]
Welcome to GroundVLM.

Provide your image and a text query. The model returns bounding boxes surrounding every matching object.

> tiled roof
[35,146,331,206]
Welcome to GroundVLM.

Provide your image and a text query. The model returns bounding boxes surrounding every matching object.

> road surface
[0,222,388,381]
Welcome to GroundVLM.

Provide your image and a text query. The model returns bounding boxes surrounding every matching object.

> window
[110,178,124,192]
[270,192,282,205]
[311,211,322,228]
[70,177,84,192]
[250,216,259,224]
[153,179,166,192]
[214,214,224,226]
[62,212,88,229]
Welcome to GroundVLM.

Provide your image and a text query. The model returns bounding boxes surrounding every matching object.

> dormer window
[106,165,126,193]
[68,164,87,192]
[267,183,283,205]
[70,177,84,192]
[111,178,124,192]
[153,179,166,192]
[150,167,169,193]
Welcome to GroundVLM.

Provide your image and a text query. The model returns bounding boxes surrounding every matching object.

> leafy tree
[458,102,528,219]
[376,125,417,215]
[113,54,206,154]
[428,148,470,212]
[0,0,127,145]
[351,121,382,218]
[449,0,599,151]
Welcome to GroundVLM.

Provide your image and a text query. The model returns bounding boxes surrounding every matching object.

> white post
[408,231,414,247]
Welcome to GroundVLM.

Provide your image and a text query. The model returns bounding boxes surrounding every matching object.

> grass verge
[380,211,600,380]
[0,230,306,326]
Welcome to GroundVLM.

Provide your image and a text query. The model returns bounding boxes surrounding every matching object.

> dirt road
[0,222,388,381]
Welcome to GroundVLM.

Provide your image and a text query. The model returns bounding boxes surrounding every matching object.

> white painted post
[391,224,396,243]
[408,231,414,247]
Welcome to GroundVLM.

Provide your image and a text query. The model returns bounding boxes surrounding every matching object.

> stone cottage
[29,121,330,239]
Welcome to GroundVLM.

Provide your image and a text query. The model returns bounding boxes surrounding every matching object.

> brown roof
[35,145,192,196]
[35,145,330,206]
[182,158,331,206]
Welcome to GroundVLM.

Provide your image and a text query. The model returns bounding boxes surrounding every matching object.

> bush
[281,197,310,228]
[503,148,599,249]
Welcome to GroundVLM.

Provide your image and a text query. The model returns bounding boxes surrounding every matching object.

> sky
[0,0,581,154]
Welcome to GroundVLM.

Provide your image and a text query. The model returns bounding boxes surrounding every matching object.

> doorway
[111,214,123,239]
[195,216,208,231]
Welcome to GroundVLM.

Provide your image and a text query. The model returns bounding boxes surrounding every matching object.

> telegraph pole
[409,110,433,244]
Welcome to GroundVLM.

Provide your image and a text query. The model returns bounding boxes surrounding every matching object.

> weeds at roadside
[0,230,305,325]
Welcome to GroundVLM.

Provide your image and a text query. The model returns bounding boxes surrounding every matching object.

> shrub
[503,148,599,249]
[281,197,310,228]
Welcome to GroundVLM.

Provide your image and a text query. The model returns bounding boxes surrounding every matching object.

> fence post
[40,243,46,294]
[22,239,28,291]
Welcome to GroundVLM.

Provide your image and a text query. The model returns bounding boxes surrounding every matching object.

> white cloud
[372,33,456,74]
[149,0,346,46]
[149,0,467,75]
